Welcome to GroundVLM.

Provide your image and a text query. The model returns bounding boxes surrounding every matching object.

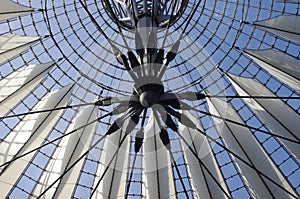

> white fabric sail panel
[179,111,230,199]
[0,0,33,21]
[0,34,40,64]
[254,15,300,43]
[0,84,74,167]
[226,74,300,159]
[143,113,176,199]
[206,97,297,198]
[92,118,130,198]
[244,49,300,93]
[32,106,98,198]
[0,62,55,117]
[0,84,74,198]
[227,74,300,140]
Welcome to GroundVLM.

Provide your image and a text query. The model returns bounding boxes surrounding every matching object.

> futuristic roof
[0,0,299,198]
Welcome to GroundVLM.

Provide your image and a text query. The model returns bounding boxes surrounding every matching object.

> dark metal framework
[101,0,189,30]
[0,0,299,198]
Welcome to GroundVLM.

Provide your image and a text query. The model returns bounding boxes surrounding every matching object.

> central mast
[100,0,188,106]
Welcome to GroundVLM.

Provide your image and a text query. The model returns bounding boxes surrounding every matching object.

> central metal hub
[140,91,159,107]
[102,0,188,30]
[135,82,164,108]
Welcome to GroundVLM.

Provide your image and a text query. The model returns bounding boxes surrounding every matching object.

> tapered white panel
[227,74,300,140]
[244,49,300,93]
[0,34,40,64]
[0,62,55,117]
[143,113,176,199]
[254,15,300,43]
[179,111,230,199]
[0,0,33,21]
[207,96,297,198]
[32,106,98,198]
[0,84,74,198]
[92,116,130,198]
[226,74,300,159]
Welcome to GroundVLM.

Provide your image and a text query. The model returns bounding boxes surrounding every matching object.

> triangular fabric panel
[206,96,297,198]
[226,73,300,159]
[0,62,56,117]
[244,49,300,93]
[92,115,130,198]
[32,106,98,198]
[143,112,176,199]
[0,0,33,21]
[0,84,74,198]
[0,34,40,64]
[254,15,300,43]
[179,111,230,199]
[226,74,300,139]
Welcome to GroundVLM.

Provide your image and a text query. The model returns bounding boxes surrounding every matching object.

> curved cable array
[0,0,299,198]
